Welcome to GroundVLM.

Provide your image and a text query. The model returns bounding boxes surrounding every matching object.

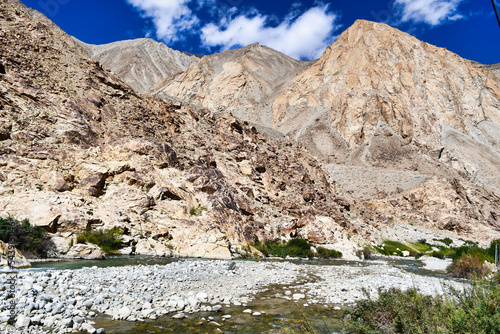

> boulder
[178,243,232,260]
[65,243,106,260]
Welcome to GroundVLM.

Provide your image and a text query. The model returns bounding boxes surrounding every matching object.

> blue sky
[21,0,500,64]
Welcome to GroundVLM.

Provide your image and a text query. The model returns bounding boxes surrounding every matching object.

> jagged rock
[65,243,106,260]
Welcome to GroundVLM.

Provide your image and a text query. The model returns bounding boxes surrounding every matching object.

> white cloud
[125,1,339,60]
[200,6,339,60]
[126,0,199,42]
[394,0,465,26]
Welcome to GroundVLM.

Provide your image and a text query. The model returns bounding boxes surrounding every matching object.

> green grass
[253,238,342,259]
[76,227,123,254]
[374,241,417,257]
[373,239,500,264]
[0,217,52,258]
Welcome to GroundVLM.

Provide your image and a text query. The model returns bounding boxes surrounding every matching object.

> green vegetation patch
[76,227,123,254]
[189,205,207,217]
[343,276,500,334]
[253,238,342,259]
[0,217,52,258]
[374,240,416,257]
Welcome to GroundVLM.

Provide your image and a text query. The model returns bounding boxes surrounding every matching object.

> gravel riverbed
[0,259,465,333]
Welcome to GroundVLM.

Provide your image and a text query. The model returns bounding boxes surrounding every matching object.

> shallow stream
[15,255,452,333]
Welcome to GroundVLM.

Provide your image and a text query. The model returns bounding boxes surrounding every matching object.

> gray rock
[65,243,106,260]
[51,303,65,315]
[83,300,94,308]
[81,322,97,334]
[196,291,208,303]
[116,306,131,320]
[212,305,222,312]
[31,315,43,324]
[15,315,30,328]
[60,318,73,327]
[73,316,85,324]
[172,312,185,319]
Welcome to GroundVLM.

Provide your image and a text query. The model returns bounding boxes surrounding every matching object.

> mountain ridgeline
[1,0,499,260]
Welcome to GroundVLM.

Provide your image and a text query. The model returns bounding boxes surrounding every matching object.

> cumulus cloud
[394,0,465,26]
[201,6,339,60]
[126,0,200,42]
[125,1,339,60]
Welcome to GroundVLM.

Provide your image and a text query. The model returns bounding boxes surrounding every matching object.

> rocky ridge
[76,38,200,93]
[151,42,311,127]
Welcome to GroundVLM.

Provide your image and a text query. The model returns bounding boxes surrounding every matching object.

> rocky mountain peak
[76,37,200,93]
[151,41,310,126]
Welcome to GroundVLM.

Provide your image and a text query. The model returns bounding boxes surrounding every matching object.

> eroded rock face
[151,18,500,243]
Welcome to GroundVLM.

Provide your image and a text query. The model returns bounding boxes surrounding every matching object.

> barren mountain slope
[76,38,199,93]
[151,43,311,126]
[0,0,375,258]
[150,20,500,241]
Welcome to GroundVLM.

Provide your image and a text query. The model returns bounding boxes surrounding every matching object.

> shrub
[0,217,52,258]
[189,205,206,216]
[344,287,450,334]
[76,227,123,254]
[253,238,342,259]
[447,253,491,278]
[344,278,500,334]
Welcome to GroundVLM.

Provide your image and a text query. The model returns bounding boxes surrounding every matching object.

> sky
[20,0,500,64]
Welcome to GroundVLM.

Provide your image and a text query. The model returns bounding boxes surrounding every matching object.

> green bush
[344,277,500,334]
[76,227,123,254]
[0,217,52,258]
[253,238,342,259]
[344,288,450,334]
[447,253,491,278]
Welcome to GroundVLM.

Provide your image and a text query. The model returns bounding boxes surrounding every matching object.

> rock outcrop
[77,38,200,93]
[152,19,500,243]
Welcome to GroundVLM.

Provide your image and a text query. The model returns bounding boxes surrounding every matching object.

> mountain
[0,0,365,259]
[1,0,499,261]
[76,38,199,93]
[151,20,500,240]
[151,43,311,126]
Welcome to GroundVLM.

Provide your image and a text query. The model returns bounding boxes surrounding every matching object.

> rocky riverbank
[0,259,465,333]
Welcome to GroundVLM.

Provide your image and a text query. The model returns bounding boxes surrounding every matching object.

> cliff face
[0,0,364,259]
[76,38,200,93]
